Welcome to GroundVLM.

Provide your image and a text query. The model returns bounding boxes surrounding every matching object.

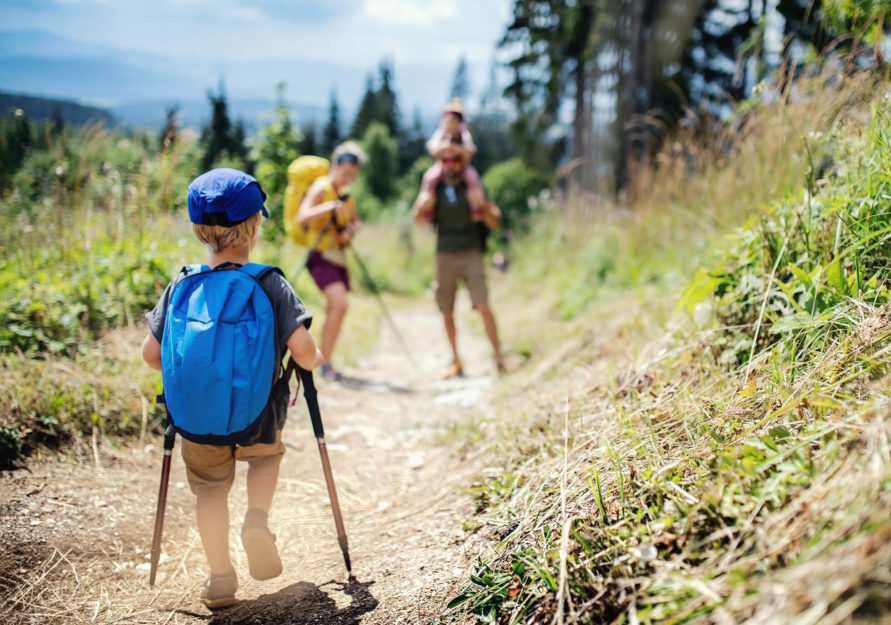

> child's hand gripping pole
[149,420,176,586]
[287,359,351,573]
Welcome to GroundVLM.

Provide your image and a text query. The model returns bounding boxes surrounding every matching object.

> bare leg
[320,282,349,366]
[477,305,503,364]
[443,313,460,364]
[196,494,232,574]
[241,457,283,581]
[246,461,279,512]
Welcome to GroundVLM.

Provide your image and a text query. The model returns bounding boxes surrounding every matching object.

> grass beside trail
[440,72,891,624]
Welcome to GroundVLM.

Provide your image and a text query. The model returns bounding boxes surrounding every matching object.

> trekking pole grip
[296,366,324,438]
[163,423,175,449]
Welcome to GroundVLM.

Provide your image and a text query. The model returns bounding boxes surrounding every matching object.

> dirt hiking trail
[1,300,500,624]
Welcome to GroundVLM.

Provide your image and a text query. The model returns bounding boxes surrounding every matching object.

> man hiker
[412,144,505,378]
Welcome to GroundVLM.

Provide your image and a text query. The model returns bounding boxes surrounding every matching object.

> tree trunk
[571,60,589,192]
[617,0,645,193]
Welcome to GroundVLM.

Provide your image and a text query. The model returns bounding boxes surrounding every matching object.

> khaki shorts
[435,249,489,314]
[181,430,285,497]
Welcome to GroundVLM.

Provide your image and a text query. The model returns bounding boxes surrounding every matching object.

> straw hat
[442,98,466,119]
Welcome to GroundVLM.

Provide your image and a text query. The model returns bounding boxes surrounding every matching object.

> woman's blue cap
[187,168,269,226]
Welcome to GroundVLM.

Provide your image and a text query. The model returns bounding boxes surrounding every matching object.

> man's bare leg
[477,304,503,370]
[443,312,460,362]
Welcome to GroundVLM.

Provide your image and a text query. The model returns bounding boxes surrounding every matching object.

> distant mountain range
[0,90,331,134]
[0,29,453,132]
[0,91,113,125]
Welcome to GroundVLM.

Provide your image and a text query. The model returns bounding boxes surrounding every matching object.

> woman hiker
[297,141,366,381]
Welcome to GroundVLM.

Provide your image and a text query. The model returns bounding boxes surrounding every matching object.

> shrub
[482,158,551,233]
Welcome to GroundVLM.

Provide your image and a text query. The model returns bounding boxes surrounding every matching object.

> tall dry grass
[443,68,891,624]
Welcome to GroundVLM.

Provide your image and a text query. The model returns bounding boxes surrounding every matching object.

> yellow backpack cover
[283,155,330,246]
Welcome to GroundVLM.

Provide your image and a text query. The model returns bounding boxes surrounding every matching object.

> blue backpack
[160,262,282,444]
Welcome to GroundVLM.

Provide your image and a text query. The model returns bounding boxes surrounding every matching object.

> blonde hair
[331,140,367,165]
[192,212,260,253]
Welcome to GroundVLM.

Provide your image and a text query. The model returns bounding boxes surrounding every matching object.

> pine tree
[50,107,65,138]
[322,88,341,156]
[375,58,400,138]
[473,62,514,177]
[501,0,598,173]
[159,106,178,154]
[0,109,33,192]
[299,121,318,156]
[200,82,248,171]
[449,55,470,103]
[232,120,248,165]
[398,108,427,174]
[361,122,398,200]
[350,60,401,144]
[350,74,377,140]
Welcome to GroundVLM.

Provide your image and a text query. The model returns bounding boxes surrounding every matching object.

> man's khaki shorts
[435,249,489,314]
[181,430,285,497]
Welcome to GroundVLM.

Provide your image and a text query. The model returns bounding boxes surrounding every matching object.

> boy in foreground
[142,168,322,608]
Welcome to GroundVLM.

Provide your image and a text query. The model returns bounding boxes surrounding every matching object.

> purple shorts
[307,251,350,291]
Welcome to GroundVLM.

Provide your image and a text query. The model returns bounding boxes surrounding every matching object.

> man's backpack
[160,263,282,444]
[283,156,330,247]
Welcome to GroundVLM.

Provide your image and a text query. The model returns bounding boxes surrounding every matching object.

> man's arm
[412,191,435,224]
[480,202,501,230]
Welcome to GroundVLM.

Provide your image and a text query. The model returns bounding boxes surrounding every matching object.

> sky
[0,0,514,118]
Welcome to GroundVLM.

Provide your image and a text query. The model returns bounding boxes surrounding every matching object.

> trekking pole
[149,421,176,586]
[290,360,351,573]
[347,245,417,366]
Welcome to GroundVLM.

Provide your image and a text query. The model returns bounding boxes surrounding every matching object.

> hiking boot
[241,508,283,581]
[200,569,238,609]
[320,363,342,381]
[442,360,464,379]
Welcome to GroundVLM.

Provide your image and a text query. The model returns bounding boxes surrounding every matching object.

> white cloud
[5,0,512,112]
[218,4,265,22]
[363,0,457,26]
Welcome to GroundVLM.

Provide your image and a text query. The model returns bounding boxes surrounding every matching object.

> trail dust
[0,297,500,624]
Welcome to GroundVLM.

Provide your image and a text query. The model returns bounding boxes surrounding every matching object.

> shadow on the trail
[334,373,413,394]
[205,576,378,624]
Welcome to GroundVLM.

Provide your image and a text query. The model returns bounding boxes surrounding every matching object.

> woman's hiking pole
[290,361,351,573]
[149,421,176,586]
[347,245,417,366]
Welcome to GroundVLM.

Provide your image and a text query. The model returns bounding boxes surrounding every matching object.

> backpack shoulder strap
[239,263,284,282]
[318,176,336,198]
[183,263,207,276]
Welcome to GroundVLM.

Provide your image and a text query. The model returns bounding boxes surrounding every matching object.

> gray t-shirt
[146,264,312,446]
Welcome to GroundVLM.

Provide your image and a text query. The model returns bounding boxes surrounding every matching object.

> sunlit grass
[442,69,891,624]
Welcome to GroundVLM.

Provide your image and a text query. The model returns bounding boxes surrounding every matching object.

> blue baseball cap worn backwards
[187,168,269,226]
